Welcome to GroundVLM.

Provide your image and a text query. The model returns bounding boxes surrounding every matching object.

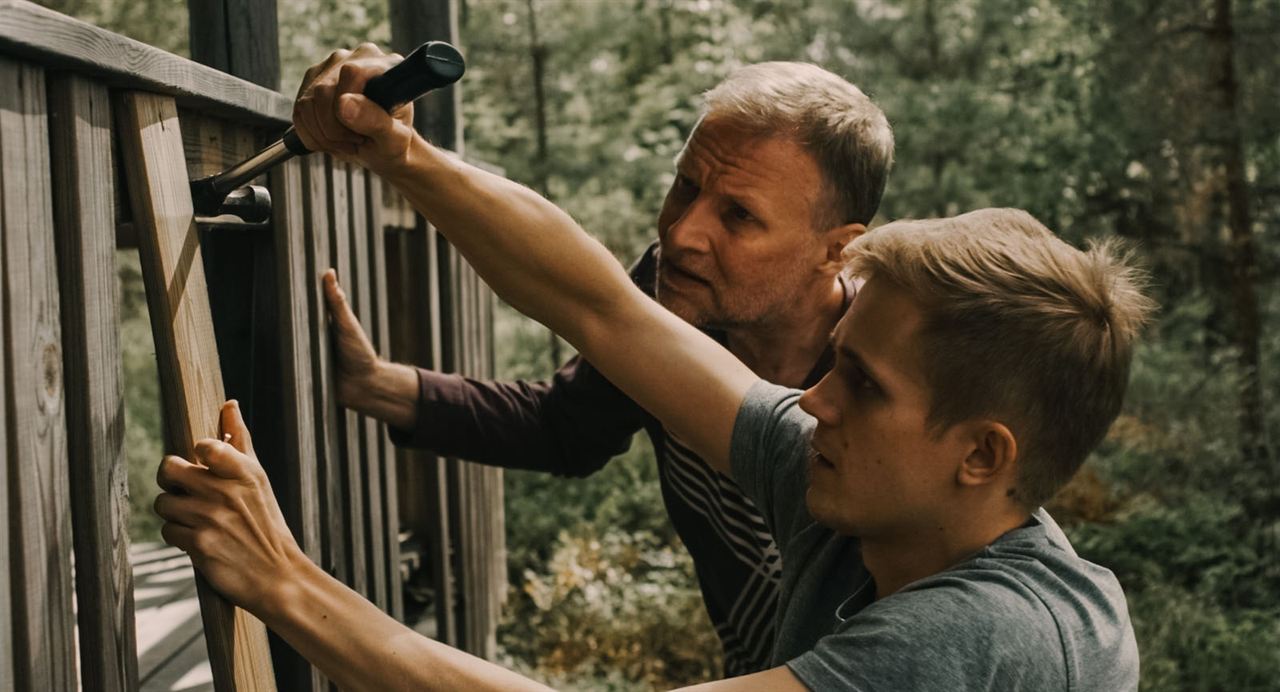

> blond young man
[154,46,1150,690]
[322,56,891,674]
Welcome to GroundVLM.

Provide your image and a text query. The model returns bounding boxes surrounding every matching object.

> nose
[798,374,841,428]
[660,194,716,256]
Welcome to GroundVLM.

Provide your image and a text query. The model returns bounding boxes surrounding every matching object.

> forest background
[35,0,1279,689]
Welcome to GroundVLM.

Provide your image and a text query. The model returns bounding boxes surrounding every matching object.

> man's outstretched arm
[323,269,647,477]
[154,402,808,691]
[294,45,755,472]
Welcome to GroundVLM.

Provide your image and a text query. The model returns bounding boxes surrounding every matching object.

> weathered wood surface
[268,155,328,690]
[48,72,139,692]
[350,165,390,611]
[0,101,10,688]
[0,0,290,125]
[0,57,78,691]
[187,0,281,91]
[369,175,405,621]
[115,89,276,692]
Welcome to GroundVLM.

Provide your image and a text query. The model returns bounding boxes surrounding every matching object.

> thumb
[323,269,362,334]
[338,93,395,139]
[219,400,255,457]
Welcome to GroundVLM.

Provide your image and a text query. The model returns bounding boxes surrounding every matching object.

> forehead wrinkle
[681,133,816,216]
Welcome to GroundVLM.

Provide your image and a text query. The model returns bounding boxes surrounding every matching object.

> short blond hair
[701,62,894,228]
[844,208,1156,507]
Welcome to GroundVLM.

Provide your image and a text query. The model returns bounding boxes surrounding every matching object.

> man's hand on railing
[292,42,419,177]
[322,268,420,430]
[153,401,306,617]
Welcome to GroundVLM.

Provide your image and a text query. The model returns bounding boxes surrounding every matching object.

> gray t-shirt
[729,381,1140,691]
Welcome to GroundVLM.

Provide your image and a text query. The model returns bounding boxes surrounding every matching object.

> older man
[155,44,1147,690]
[320,51,892,675]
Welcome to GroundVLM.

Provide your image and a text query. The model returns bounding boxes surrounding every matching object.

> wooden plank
[187,0,281,91]
[114,89,276,692]
[47,72,139,692]
[350,165,389,611]
[0,57,77,690]
[0,62,14,692]
[268,156,328,690]
[328,158,368,597]
[303,154,346,584]
[369,175,404,621]
[0,0,290,125]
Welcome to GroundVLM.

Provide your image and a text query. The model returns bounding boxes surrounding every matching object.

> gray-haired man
[322,58,892,675]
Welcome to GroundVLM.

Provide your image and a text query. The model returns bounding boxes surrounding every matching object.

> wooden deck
[130,543,213,692]
[125,538,431,691]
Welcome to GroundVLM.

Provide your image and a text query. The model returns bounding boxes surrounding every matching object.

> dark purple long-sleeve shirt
[389,243,847,675]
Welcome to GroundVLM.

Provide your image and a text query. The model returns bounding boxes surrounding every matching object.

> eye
[728,203,755,223]
[674,174,698,192]
[848,364,880,396]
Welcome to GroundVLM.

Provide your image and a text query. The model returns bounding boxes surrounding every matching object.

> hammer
[190,41,465,223]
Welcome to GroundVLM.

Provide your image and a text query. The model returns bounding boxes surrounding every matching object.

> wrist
[257,548,325,627]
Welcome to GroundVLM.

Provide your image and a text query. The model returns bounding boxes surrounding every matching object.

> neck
[724,277,844,388]
[860,506,1030,600]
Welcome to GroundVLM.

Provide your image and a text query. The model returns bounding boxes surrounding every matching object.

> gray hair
[701,61,895,228]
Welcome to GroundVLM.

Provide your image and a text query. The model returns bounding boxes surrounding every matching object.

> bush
[499,524,722,690]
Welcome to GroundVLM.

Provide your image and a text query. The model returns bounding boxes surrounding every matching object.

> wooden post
[268,155,329,689]
[389,0,505,657]
[115,90,276,692]
[48,72,139,692]
[0,57,78,691]
[187,0,281,91]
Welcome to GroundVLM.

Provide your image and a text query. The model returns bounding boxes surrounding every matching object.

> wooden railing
[0,1,504,690]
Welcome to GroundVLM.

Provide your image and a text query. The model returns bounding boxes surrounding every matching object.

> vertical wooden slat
[0,58,77,691]
[0,113,10,689]
[349,165,388,611]
[48,72,138,692]
[268,156,327,690]
[302,154,346,584]
[114,89,276,692]
[328,158,367,596]
[369,175,404,621]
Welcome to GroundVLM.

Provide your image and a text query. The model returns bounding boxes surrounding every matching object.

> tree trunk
[525,0,561,370]
[1209,0,1269,464]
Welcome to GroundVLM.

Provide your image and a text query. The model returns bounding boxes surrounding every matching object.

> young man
[154,45,1150,689]
[322,54,892,674]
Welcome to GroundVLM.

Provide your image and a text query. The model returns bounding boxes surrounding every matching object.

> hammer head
[190,180,272,224]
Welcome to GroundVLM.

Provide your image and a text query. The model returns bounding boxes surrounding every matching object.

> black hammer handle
[282,41,465,155]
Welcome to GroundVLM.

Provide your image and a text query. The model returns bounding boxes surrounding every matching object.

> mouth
[808,447,835,471]
[659,260,710,289]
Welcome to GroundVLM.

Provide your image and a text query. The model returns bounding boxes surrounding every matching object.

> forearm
[263,558,552,692]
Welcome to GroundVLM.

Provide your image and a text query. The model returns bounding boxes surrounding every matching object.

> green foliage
[117,250,166,544]
[499,522,722,690]
[32,0,1278,687]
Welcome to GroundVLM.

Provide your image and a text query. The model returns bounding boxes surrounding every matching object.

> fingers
[160,521,195,553]
[219,400,255,457]
[154,492,222,529]
[323,269,364,335]
[293,44,403,158]
[157,454,203,494]
[194,436,254,481]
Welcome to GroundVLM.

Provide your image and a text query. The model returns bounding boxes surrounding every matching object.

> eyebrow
[829,331,891,387]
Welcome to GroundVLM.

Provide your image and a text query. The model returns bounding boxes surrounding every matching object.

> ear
[822,222,866,270]
[955,420,1018,490]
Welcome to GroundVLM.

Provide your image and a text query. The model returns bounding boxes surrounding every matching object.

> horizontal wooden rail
[0,0,290,126]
